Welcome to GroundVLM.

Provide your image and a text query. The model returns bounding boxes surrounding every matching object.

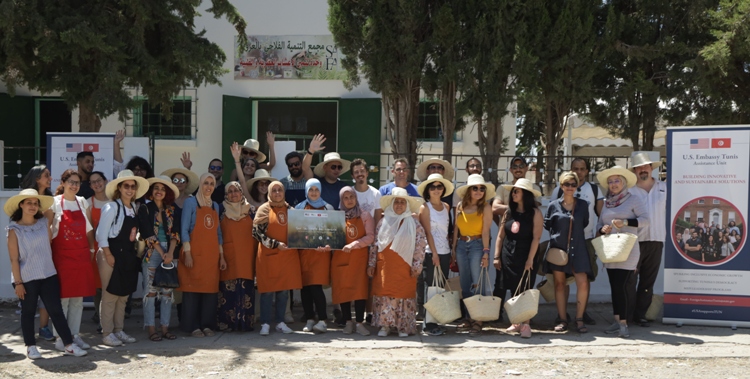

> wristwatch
[623,220,629,227]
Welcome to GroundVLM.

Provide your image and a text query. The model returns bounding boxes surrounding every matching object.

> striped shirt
[7,219,57,283]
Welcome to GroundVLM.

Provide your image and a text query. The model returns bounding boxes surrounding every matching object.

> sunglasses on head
[209,165,223,171]
[562,182,577,188]
[287,161,301,168]
[471,186,486,192]
[329,165,343,170]
[172,178,187,184]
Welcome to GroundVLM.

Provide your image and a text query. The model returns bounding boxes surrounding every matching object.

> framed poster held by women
[287,209,346,249]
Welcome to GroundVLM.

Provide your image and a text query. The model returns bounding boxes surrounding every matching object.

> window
[126,88,197,140]
[684,211,691,223]
[417,102,440,140]
[698,199,705,204]
[713,199,720,204]
[729,212,736,222]
[697,211,704,222]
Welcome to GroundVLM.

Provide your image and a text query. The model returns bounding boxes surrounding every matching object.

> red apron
[220,216,257,282]
[89,202,103,289]
[51,198,95,298]
[331,216,369,304]
[371,244,416,299]
[178,205,221,293]
[256,206,302,293]
[299,205,331,286]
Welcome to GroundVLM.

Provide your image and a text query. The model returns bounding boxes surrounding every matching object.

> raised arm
[302,134,326,180]
[230,142,251,200]
[261,131,277,171]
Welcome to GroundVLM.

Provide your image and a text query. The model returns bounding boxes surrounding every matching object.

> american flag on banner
[66,143,82,152]
[689,138,709,149]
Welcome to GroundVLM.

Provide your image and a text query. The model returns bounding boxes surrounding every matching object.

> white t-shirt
[355,185,382,218]
[50,195,93,239]
[551,181,603,239]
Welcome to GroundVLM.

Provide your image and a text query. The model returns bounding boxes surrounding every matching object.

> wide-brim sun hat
[597,166,638,188]
[147,175,180,198]
[416,173,455,197]
[105,170,150,200]
[502,178,541,198]
[456,174,496,201]
[4,189,55,216]
[630,152,661,171]
[161,168,200,195]
[379,187,424,214]
[313,152,351,177]
[241,138,267,163]
[416,157,455,181]
[246,169,277,188]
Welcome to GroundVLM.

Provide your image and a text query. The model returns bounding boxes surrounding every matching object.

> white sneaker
[377,327,390,337]
[356,323,371,336]
[54,338,66,351]
[398,332,409,338]
[115,331,136,343]
[102,333,123,346]
[343,321,355,335]
[302,319,316,332]
[27,346,42,360]
[276,322,293,334]
[73,335,91,349]
[63,343,87,357]
[313,320,327,333]
[260,324,270,336]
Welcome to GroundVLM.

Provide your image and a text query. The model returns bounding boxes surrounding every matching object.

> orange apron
[331,216,369,304]
[89,202,103,289]
[299,205,331,286]
[220,216,257,282]
[371,244,416,299]
[256,206,302,293]
[178,205,220,293]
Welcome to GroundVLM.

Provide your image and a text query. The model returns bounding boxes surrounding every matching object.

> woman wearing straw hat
[246,170,276,210]
[5,189,88,359]
[495,178,543,338]
[368,187,427,337]
[229,134,276,181]
[178,173,226,337]
[596,166,649,339]
[452,174,495,336]
[48,169,97,351]
[138,176,181,341]
[417,173,454,336]
[253,181,302,335]
[95,170,149,346]
[87,171,110,331]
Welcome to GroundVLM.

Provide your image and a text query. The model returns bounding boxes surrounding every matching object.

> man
[466,157,483,175]
[685,231,703,261]
[181,155,226,204]
[492,156,541,216]
[280,151,306,208]
[629,152,667,327]
[378,158,419,197]
[350,158,382,223]
[675,232,685,251]
[75,151,96,198]
[302,134,349,209]
[417,157,455,205]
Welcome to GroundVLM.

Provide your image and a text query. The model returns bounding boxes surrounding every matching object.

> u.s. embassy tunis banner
[233,35,347,80]
[664,126,750,327]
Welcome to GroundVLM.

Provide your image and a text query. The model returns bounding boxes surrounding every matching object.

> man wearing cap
[379,158,419,197]
[302,134,349,209]
[628,152,667,327]
[492,156,541,217]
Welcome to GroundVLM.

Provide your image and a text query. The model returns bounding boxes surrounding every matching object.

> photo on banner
[287,209,346,250]
[665,125,750,327]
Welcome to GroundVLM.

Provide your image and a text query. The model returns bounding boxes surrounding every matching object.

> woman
[417,173,454,336]
[703,235,719,262]
[495,178,543,338]
[369,188,426,337]
[253,181,302,335]
[95,170,149,346]
[5,189,87,359]
[332,187,375,336]
[21,164,53,196]
[179,173,225,337]
[229,133,277,181]
[729,230,740,250]
[246,170,275,210]
[596,166,649,339]
[452,174,494,336]
[295,179,334,333]
[49,169,97,351]
[544,171,591,334]
[126,156,155,179]
[87,171,110,329]
[139,176,181,341]
[217,181,257,332]
[720,234,736,258]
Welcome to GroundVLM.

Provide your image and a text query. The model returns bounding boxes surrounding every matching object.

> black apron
[106,211,141,296]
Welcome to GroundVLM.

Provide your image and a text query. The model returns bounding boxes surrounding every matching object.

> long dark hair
[249,180,269,203]
[55,169,81,195]
[10,198,45,221]
[21,165,53,196]
[509,188,537,215]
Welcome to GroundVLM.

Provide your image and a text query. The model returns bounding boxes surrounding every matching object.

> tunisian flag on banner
[711,138,731,148]
[83,143,100,152]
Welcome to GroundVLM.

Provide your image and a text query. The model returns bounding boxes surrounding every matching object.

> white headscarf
[377,201,417,266]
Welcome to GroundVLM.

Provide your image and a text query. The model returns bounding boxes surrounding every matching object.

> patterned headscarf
[223,181,251,221]
[338,186,361,220]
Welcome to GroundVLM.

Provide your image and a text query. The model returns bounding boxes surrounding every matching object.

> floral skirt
[217,279,255,332]
[371,295,417,335]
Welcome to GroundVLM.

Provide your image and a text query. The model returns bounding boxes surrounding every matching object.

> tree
[0,0,247,132]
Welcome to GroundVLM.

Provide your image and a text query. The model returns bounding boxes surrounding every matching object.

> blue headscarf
[295,178,328,209]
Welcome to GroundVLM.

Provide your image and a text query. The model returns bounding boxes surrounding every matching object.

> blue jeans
[456,239,495,299]
[142,243,175,328]
[259,291,289,325]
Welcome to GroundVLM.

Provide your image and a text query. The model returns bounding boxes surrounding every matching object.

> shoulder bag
[546,201,574,266]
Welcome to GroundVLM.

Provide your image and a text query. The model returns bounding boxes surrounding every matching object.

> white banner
[46,133,115,189]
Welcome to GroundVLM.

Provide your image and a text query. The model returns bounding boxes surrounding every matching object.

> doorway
[36,98,72,163]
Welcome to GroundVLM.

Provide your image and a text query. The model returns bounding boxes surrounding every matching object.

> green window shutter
[337,98,382,183]
[221,95,253,183]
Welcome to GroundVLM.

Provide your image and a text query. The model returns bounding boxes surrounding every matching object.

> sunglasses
[121,183,137,190]
[427,165,444,171]
[471,186,486,192]
[209,165,223,171]
[562,182,577,188]
[329,165,343,170]
[511,164,526,170]
[242,150,257,156]
[428,184,444,190]
[172,178,187,184]
[287,161,301,168]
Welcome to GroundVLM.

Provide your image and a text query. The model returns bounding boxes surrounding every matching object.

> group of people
[7,130,673,360]
[678,220,742,262]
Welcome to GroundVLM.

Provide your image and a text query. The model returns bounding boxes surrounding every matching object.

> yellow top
[456,210,483,236]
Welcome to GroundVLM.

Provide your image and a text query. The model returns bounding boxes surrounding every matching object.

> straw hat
[241,139,267,163]
[105,170,150,200]
[456,174,496,201]
[502,178,542,198]
[380,187,424,214]
[246,169,277,188]
[596,166,638,188]
[630,152,661,170]
[4,189,55,216]
[313,152,351,177]
[416,157,455,181]
[147,175,180,198]
[416,173,455,197]
[161,168,199,195]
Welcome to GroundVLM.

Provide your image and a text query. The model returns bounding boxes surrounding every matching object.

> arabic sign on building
[234,35,348,80]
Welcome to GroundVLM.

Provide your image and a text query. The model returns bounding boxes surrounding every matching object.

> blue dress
[543,198,592,279]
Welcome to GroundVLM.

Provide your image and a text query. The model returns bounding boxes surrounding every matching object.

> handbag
[424,267,462,324]
[592,222,638,263]
[504,270,540,324]
[537,274,575,303]
[546,201,575,266]
[152,262,180,288]
[462,267,501,322]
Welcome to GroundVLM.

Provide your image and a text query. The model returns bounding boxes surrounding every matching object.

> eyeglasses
[132,167,146,173]
[511,164,527,170]
[607,179,622,185]
[329,165,343,170]
[172,178,187,184]
[427,165,444,171]
[394,168,408,173]
[287,161,301,168]
[467,164,481,168]
[121,183,137,190]
[209,165,223,171]
[428,184,444,190]
[66,180,81,186]
[562,182,577,188]
[90,179,105,185]
[471,186,486,192]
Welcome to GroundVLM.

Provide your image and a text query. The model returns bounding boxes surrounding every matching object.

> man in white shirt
[350,158,382,224]
[629,153,667,327]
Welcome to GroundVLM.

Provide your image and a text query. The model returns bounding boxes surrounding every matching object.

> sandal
[202,328,215,337]
[457,320,472,331]
[554,319,569,332]
[163,332,177,340]
[469,321,483,336]
[149,332,162,341]
[575,318,588,334]
[191,329,205,337]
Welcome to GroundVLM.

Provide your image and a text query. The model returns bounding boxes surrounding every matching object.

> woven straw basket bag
[423,267,462,324]
[592,223,638,263]
[463,267,501,322]
[504,270,540,324]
